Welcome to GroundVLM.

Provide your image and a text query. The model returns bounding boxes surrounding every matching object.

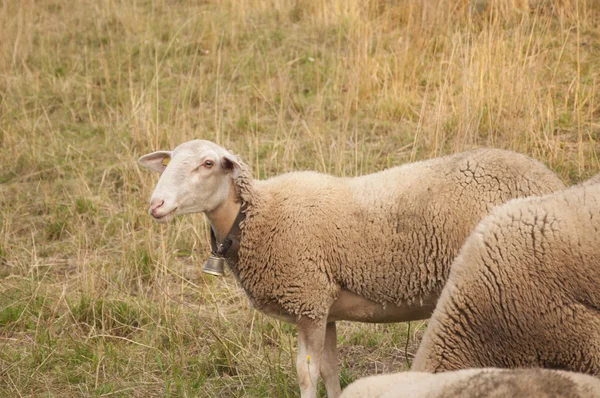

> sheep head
[138,139,240,223]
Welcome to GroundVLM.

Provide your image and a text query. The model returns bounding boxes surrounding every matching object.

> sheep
[412,175,600,375]
[580,172,600,186]
[138,139,565,398]
[340,368,600,397]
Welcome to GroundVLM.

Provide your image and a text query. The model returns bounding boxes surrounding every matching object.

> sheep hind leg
[320,322,342,397]
[296,317,327,398]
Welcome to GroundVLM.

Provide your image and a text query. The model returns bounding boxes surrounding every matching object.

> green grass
[1,0,599,396]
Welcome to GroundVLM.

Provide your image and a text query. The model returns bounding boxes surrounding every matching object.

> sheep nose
[149,199,165,217]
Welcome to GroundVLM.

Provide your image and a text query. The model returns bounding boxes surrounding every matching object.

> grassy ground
[1,0,599,396]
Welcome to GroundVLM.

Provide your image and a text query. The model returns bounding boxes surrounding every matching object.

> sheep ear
[221,151,241,178]
[138,150,173,173]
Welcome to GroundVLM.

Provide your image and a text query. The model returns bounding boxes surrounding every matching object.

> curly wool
[230,149,565,319]
[340,368,600,398]
[412,175,600,374]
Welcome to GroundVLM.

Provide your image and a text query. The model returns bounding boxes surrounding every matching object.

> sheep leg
[320,322,342,397]
[296,317,327,398]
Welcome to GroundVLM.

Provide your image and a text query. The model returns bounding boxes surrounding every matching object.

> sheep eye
[204,160,214,168]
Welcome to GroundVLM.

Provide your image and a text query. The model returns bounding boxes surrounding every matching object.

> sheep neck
[205,182,241,243]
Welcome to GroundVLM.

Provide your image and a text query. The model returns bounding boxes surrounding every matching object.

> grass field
[1,0,599,396]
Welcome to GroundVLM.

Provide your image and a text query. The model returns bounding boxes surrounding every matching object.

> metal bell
[203,255,225,276]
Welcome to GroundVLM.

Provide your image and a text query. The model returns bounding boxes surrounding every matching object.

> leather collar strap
[209,206,246,261]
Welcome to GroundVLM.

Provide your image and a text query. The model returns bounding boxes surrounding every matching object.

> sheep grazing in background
[340,368,600,398]
[138,139,565,398]
[412,174,600,375]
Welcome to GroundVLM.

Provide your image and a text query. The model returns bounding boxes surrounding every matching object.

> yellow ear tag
[162,157,170,167]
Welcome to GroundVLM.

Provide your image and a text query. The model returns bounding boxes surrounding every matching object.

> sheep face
[138,140,240,222]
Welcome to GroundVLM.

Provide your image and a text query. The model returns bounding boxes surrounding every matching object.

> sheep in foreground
[340,368,600,398]
[412,176,600,374]
[138,139,565,398]
[581,172,600,186]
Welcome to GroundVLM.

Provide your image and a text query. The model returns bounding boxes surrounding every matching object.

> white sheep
[580,172,600,186]
[412,175,600,374]
[138,139,565,398]
[340,368,600,397]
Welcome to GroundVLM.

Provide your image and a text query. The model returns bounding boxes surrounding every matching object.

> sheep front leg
[296,317,327,398]
[321,322,342,397]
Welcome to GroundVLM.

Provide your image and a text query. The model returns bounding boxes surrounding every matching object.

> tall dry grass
[0,0,598,396]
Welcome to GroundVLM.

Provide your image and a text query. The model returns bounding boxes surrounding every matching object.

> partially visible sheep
[341,368,600,398]
[138,140,565,398]
[580,172,600,186]
[412,175,600,374]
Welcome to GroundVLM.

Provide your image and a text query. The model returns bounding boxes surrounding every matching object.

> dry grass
[0,0,599,396]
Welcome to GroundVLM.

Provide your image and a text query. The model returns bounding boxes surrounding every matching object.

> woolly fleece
[340,368,600,398]
[231,149,565,319]
[581,173,600,186]
[412,175,600,374]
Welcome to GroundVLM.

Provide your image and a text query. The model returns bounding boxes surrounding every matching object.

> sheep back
[580,172,600,187]
[234,149,565,319]
[412,181,600,374]
[340,368,600,398]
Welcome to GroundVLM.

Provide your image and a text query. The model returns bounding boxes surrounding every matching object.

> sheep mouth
[151,207,178,222]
